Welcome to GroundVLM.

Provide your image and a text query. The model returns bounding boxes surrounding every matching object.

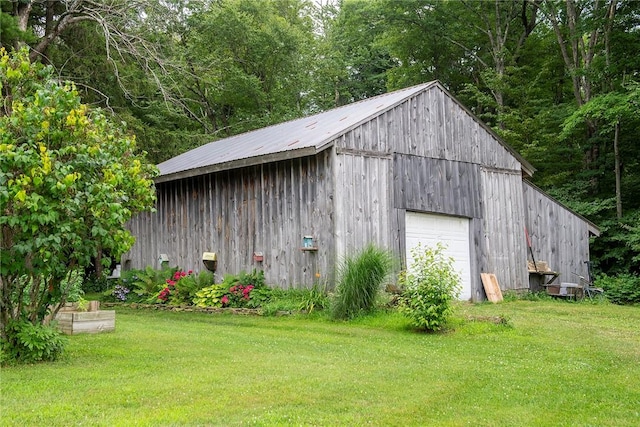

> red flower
[221,295,229,306]
[187,270,193,275]
[159,287,171,301]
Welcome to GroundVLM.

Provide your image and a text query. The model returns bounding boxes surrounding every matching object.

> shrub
[398,243,461,332]
[331,245,395,320]
[82,275,111,294]
[193,284,227,307]
[193,270,270,308]
[155,269,197,304]
[0,47,156,350]
[300,284,330,313]
[105,266,176,302]
[1,320,67,364]
[596,274,640,305]
[62,270,85,303]
[180,270,215,302]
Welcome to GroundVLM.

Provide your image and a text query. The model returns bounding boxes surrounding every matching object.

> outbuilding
[125,82,599,301]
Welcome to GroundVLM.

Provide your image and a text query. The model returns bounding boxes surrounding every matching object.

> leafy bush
[155,269,197,304]
[398,243,461,332]
[1,320,67,364]
[236,269,266,288]
[596,274,640,305]
[82,275,111,294]
[62,270,85,303]
[107,267,214,304]
[193,270,269,308]
[331,245,395,320]
[107,267,269,308]
[193,284,228,307]
[0,47,156,348]
[105,266,175,302]
[300,284,330,313]
[178,270,215,303]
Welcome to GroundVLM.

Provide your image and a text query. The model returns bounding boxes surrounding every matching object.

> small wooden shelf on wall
[301,235,317,251]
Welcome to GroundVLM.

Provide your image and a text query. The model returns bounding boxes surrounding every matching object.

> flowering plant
[156,269,193,303]
[193,270,269,308]
[223,284,255,307]
[113,284,130,302]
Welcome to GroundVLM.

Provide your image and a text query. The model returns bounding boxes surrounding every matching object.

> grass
[331,245,395,319]
[1,300,639,426]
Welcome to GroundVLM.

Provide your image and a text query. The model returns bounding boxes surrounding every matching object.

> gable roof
[156,81,534,183]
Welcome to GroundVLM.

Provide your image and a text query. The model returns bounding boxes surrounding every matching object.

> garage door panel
[405,212,472,300]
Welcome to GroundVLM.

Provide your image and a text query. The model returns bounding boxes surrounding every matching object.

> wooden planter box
[55,310,115,335]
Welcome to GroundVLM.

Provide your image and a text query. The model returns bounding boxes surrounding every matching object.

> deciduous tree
[0,48,157,345]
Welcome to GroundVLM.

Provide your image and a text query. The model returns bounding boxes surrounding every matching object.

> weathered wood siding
[391,86,520,170]
[393,154,482,218]
[523,181,591,283]
[331,84,530,298]
[333,85,520,168]
[481,168,530,290]
[126,151,334,288]
[332,151,394,261]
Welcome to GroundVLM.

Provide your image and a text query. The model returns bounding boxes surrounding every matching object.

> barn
[125,81,599,301]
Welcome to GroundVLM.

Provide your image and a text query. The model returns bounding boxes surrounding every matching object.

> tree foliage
[0,48,157,346]
[2,0,639,275]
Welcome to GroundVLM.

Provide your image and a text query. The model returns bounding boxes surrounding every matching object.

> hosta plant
[193,284,227,308]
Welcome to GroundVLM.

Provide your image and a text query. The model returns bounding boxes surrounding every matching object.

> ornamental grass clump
[398,243,461,332]
[331,245,395,320]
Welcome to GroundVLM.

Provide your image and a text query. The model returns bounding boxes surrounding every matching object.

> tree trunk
[14,1,32,32]
[614,120,622,218]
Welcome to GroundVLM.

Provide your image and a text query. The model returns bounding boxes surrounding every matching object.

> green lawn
[2,301,639,426]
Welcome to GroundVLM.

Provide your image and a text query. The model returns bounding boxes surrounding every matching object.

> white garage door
[405,211,472,301]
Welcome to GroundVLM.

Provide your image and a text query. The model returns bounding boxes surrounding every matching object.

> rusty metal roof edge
[154,146,323,184]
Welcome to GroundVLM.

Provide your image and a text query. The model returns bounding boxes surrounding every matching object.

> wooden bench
[528,261,560,292]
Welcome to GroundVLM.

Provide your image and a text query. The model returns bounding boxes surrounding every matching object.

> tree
[0,48,157,348]
[175,0,315,135]
[539,0,620,169]
[310,0,395,109]
[561,84,640,215]
[559,82,640,272]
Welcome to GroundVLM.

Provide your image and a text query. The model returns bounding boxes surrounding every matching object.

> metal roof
[156,81,534,183]
[156,82,436,182]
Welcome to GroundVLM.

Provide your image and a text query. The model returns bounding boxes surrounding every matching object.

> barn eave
[153,145,326,184]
